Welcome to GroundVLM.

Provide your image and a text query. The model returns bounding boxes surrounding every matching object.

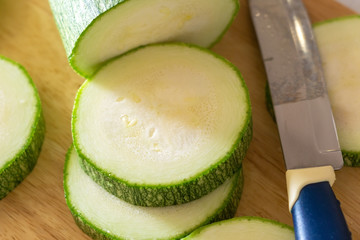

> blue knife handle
[291,181,351,240]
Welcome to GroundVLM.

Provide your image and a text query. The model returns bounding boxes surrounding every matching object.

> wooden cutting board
[0,0,358,239]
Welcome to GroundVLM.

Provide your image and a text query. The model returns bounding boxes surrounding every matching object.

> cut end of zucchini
[0,56,45,199]
[65,146,243,240]
[72,43,251,206]
[69,0,239,76]
[314,16,360,165]
[182,216,295,240]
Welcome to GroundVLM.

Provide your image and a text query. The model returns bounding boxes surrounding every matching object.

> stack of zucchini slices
[66,44,252,239]
[0,56,45,199]
[51,0,252,239]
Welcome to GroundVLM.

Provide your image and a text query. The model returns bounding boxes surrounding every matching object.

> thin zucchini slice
[72,43,252,206]
[0,56,45,199]
[182,216,294,240]
[49,0,239,77]
[314,16,360,166]
[64,146,243,240]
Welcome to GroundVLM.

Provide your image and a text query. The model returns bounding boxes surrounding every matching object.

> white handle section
[286,166,336,211]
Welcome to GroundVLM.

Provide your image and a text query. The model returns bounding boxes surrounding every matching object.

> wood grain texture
[0,0,358,239]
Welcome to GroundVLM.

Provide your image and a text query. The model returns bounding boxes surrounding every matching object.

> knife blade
[249,0,351,239]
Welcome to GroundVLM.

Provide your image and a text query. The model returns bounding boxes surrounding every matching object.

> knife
[249,0,352,239]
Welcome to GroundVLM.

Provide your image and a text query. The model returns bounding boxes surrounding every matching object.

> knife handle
[291,181,351,240]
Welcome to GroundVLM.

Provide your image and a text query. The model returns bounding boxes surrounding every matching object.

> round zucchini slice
[64,146,243,240]
[182,216,294,240]
[0,56,45,199]
[72,43,252,206]
[314,16,360,166]
[49,0,239,77]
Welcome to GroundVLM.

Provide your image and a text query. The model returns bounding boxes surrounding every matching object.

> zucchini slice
[265,16,360,166]
[49,0,239,77]
[64,146,243,240]
[314,16,360,166]
[182,216,294,240]
[72,43,252,206]
[0,56,45,199]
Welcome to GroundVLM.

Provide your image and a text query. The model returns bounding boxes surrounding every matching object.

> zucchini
[64,146,243,240]
[0,56,45,199]
[314,16,360,166]
[72,43,252,207]
[182,216,294,240]
[49,0,239,77]
[265,16,360,166]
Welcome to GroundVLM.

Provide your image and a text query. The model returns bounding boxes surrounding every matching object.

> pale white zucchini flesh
[50,0,239,77]
[72,44,251,206]
[65,147,243,240]
[74,44,249,184]
[314,16,360,165]
[0,60,36,162]
[0,56,45,199]
[182,216,295,240]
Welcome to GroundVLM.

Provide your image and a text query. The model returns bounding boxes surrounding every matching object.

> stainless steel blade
[249,0,343,170]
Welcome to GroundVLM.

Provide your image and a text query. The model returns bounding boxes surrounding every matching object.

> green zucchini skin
[64,146,244,240]
[0,113,45,199]
[48,0,124,77]
[48,0,122,58]
[49,0,240,77]
[71,171,243,240]
[0,57,45,199]
[72,43,253,207]
[79,119,251,207]
[343,151,360,167]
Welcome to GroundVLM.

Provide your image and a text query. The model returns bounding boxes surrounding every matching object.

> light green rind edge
[49,0,240,78]
[0,56,45,199]
[48,0,123,58]
[312,14,360,27]
[64,145,244,240]
[72,42,252,207]
[181,216,294,239]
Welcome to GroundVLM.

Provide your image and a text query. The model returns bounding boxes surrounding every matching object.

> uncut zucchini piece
[0,56,45,199]
[314,16,360,166]
[72,43,252,207]
[182,216,294,240]
[65,146,243,240]
[49,0,239,77]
